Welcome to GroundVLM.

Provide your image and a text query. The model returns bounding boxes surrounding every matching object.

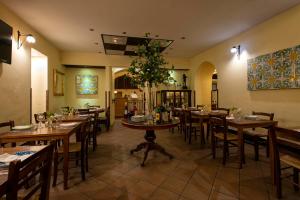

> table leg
[63,136,69,190]
[238,128,244,169]
[269,126,276,184]
[130,130,173,166]
[189,125,192,144]
[200,119,205,145]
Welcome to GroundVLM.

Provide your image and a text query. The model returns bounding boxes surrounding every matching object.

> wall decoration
[247,44,300,90]
[53,69,64,96]
[76,75,98,95]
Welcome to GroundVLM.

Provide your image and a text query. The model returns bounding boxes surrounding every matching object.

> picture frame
[53,69,64,96]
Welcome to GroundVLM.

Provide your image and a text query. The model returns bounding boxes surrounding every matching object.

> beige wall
[65,68,106,109]
[0,3,65,125]
[190,4,300,126]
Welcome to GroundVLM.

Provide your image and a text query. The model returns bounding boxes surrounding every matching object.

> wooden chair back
[272,126,300,156]
[252,111,274,120]
[252,111,274,130]
[209,115,228,140]
[79,121,89,150]
[33,112,47,124]
[78,109,90,115]
[0,120,15,130]
[6,143,54,200]
[270,126,300,197]
[213,107,230,115]
[89,105,100,108]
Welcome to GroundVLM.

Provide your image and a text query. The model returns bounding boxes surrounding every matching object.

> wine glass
[37,113,45,129]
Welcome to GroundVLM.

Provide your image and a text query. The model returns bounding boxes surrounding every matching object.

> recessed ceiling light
[89,28,94,31]
[113,38,118,43]
[181,36,186,40]
[122,32,127,34]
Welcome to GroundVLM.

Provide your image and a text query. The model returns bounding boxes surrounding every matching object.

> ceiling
[1,0,300,58]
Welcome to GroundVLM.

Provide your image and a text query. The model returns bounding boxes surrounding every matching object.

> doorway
[31,48,48,123]
[196,61,216,108]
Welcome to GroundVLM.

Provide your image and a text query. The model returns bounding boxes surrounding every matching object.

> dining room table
[0,145,47,197]
[0,122,83,190]
[227,117,278,169]
[122,118,179,166]
[191,110,278,169]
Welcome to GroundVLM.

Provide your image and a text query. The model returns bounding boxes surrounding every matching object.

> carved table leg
[130,143,147,154]
[154,143,174,159]
[130,130,174,166]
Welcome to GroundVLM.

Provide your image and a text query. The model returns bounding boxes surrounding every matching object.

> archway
[195,61,217,108]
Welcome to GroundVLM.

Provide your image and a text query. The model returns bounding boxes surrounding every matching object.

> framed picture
[53,69,64,96]
[76,75,98,95]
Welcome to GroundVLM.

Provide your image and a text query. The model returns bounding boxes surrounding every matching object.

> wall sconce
[17,31,36,49]
[230,45,241,59]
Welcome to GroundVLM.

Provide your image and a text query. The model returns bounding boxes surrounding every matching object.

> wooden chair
[172,108,184,134]
[244,111,274,161]
[212,107,230,115]
[184,110,205,144]
[270,126,300,198]
[6,143,54,200]
[210,115,238,165]
[52,121,89,186]
[0,121,15,147]
[207,107,229,141]
[0,120,14,130]
[99,107,110,132]
[90,112,99,151]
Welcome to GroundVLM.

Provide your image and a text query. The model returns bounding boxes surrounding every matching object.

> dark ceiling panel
[101,34,174,56]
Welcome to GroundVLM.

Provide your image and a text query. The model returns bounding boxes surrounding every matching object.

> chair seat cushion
[244,128,268,137]
[57,143,81,153]
[280,154,300,169]
[214,132,238,141]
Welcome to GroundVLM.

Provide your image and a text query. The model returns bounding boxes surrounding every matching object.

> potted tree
[127,33,174,121]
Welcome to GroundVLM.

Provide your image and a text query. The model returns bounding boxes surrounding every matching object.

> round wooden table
[121,119,179,166]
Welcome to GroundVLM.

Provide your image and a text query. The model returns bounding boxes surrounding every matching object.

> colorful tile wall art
[247,44,300,90]
[76,75,98,95]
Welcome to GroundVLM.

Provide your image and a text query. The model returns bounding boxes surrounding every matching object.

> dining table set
[0,107,106,199]
[172,106,300,196]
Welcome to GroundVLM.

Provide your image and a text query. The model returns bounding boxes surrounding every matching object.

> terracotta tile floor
[50,120,300,200]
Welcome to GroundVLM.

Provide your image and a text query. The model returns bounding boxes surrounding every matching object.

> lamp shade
[26,34,36,43]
